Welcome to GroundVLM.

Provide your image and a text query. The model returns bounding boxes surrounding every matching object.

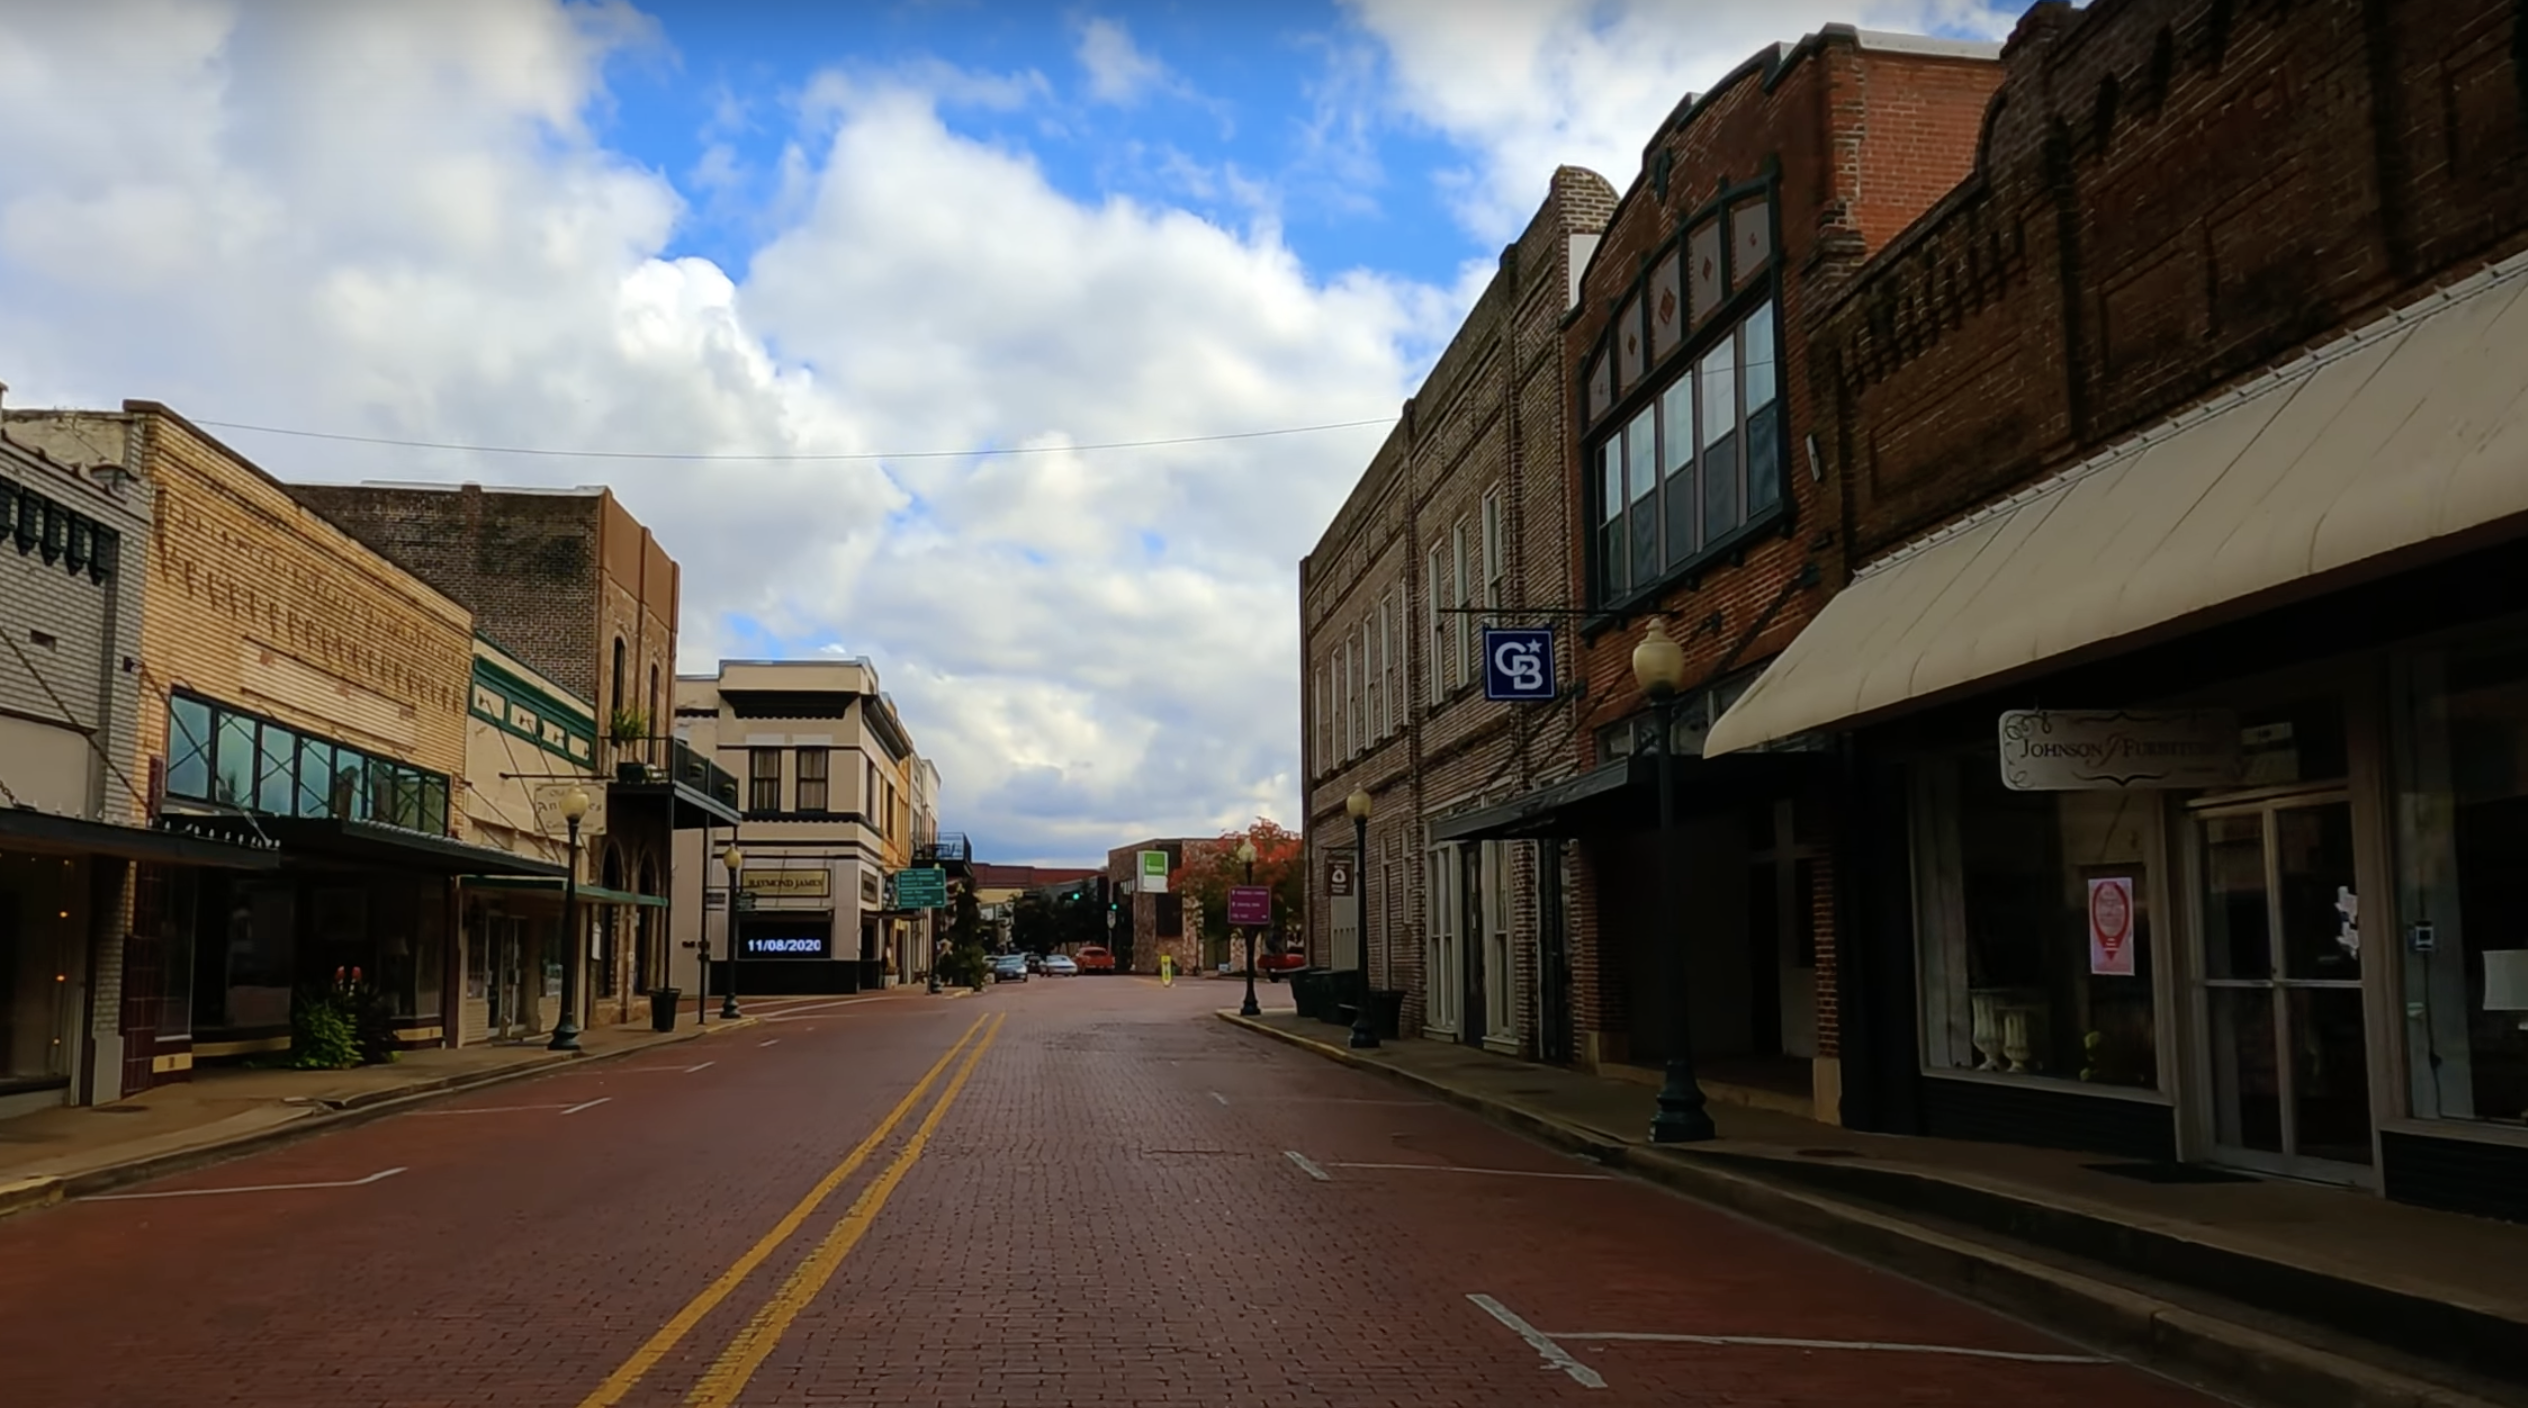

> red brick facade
[1811,0,2528,566]
[1560,30,2003,1099]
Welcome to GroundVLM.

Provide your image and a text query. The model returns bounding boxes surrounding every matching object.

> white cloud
[1344,0,2026,241]
[0,0,1436,864]
[1073,15,1169,106]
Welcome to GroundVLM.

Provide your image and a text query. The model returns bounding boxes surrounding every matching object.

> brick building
[0,402,278,1115]
[1704,0,2528,1219]
[1301,166,1617,1054]
[7,403,557,1072]
[282,482,724,1032]
[1104,838,1212,975]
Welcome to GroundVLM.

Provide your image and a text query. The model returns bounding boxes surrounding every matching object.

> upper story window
[1584,182,1783,610]
[165,691,448,833]
[748,747,782,812]
[795,747,829,812]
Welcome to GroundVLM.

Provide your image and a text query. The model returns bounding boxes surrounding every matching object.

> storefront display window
[0,855,79,1080]
[2394,636,2528,1126]
[1911,748,2160,1090]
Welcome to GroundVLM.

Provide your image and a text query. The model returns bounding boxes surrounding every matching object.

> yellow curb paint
[572,1013,988,1408]
[682,1013,1005,1407]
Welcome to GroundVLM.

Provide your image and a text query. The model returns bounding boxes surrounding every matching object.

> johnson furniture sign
[1998,710,2242,791]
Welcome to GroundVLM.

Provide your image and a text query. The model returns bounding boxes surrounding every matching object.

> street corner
[0,1175,64,1221]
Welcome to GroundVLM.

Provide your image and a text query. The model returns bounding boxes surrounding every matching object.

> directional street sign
[1483,627,1557,702]
[1227,885,1272,927]
[893,866,948,909]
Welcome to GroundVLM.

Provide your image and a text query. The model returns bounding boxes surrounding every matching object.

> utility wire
[191,416,1400,464]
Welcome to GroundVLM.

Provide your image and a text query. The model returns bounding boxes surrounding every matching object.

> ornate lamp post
[548,785,592,1052]
[721,844,745,1021]
[1634,616,1715,1143]
[1236,837,1261,1018]
[1345,788,1379,1050]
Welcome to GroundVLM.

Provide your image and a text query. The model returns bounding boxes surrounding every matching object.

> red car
[1073,945,1117,973]
[1257,951,1307,978]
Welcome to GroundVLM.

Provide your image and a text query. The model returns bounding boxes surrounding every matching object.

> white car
[1040,954,1079,976]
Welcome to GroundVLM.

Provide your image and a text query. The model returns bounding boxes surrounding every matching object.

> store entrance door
[486,918,528,1039]
[2192,790,2374,1181]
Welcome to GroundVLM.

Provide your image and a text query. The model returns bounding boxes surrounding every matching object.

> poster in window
[2088,876,2136,976]
[1730,197,1771,286]
[1649,250,1685,363]
[1615,296,1644,393]
[1687,218,1724,327]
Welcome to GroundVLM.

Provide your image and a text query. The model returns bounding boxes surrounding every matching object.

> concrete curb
[0,1015,762,1222]
[1216,1011,2505,1408]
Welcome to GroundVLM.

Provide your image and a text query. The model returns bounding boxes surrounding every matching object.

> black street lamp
[548,785,592,1052]
[1635,616,1715,1144]
[721,844,745,1021]
[1236,836,1261,1018]
[1345,788,1379,1050]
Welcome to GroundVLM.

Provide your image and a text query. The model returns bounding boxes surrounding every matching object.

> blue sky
[0,0,2030,864]
[609,2,1474,291]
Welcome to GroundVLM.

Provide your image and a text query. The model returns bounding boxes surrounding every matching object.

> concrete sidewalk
[0,1014,759,1219]
[1222,1008,2528,1408]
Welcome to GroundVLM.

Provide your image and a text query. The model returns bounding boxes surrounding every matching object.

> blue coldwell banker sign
[1483,628,1556,702]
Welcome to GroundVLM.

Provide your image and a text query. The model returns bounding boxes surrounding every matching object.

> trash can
[650,988,681,1032]
[1369,989,1405,1039]
[1290,968,1327,1020]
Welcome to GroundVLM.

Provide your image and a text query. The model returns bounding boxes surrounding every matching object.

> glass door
[2194,792,2374,1178]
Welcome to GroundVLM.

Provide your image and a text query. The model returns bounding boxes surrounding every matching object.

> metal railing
[666,736,740,810]
[916,832,971,865]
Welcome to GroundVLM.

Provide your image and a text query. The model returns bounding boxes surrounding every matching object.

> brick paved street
[0,981,2226,1407]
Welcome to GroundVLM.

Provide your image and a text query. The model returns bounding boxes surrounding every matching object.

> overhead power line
[191,415,1400,463]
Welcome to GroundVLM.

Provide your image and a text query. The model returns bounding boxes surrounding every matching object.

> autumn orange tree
[1171,818,1304,949]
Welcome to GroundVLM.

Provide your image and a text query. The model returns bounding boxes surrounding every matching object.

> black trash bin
[650,988,681,1032]
[1368,989,1405,1039]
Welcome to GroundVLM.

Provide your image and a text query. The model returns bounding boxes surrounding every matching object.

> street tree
[1172,819,1303,951]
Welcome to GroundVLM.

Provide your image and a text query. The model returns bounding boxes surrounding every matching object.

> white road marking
[1550,1331,2108,1364]
[91,1167,408,1201]
[758,1039,780,1047]
[1469,1295,1606,1390]
[1329,1161,1612,1181]
[561,1097,612,1115]
[1284,1150,1331,1182]
[684,1062,715,1073]
[760,997,889,1022]
[1209,1091,1229,1106]
[410,1103,571,1116]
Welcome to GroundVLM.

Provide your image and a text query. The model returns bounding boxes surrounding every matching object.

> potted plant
[609,707,652,780]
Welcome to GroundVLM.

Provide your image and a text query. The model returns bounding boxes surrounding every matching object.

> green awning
[459,875,668,907]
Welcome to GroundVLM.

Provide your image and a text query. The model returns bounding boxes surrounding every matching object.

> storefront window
[0,855,79,1079]
[198,879,295,1033]
[2394,637,2528,1126]
[167,692,447,832]
[1911,748,2160,1089]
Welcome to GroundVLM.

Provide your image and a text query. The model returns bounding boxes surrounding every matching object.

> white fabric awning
[1705,251,2528,756]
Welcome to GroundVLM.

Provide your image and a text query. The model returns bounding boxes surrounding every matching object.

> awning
[166,815,567,877]
[458,876,668,907]
[1,810,282,870]
[1706,250,2528,756]
[1426,750,1827,843]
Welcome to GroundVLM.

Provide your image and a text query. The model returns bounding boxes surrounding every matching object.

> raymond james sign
[1999,710,2242,791]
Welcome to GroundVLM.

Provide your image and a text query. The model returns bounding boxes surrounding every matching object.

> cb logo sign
[1482,628,1556,702]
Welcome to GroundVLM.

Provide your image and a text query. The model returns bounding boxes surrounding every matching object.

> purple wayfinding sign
[1227,886,1272,927]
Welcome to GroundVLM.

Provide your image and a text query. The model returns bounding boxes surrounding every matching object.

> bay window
[1594,299,1784,605]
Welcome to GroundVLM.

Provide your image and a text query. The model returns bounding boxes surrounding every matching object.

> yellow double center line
[575,1012,1002,1408]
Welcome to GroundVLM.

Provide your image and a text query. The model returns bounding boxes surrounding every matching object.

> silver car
[1040,954,1079,977]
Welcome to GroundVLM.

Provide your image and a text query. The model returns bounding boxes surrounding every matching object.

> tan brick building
[6,403,558,1070]
[1300,167,1617,1052]
[283,482,717,1033]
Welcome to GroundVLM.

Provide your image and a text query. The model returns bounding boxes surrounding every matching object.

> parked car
[1041,954,1079,977]
[1024,952,1045,974]
[1073,945,1116,973]
[1257,950,1308,981]
[990,954,1030,983]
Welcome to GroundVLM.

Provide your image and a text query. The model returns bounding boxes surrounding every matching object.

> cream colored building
[671,659,951,993]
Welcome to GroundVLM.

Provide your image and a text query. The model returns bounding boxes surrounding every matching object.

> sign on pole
[1325,857,1353,896]
[1999,710,2241,791]
[1137,850,1170,894]
[893,866,948,909]
[1227,885,1272,927]
[1482,628,1557,702]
